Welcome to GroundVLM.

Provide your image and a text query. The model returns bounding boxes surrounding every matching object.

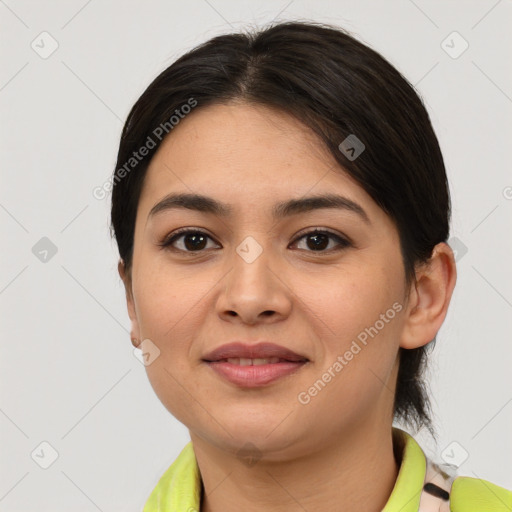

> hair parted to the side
[110,20,451,439]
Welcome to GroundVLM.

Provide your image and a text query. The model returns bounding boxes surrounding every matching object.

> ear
[399,242,457,349]
[118,259,141,348]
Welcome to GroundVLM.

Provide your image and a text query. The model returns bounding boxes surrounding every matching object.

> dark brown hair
[110,20,451,437]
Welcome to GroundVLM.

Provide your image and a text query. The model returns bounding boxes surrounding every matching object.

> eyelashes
[157,227,352,255]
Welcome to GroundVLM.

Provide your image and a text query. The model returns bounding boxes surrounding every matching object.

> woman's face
[122,102,412,459]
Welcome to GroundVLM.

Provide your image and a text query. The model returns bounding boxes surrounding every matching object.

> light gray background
[1,0,511,510]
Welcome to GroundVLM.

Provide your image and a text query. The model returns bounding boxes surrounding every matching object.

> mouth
[202,342,309,387]
[202,341,309,362]
[211,357,301,365]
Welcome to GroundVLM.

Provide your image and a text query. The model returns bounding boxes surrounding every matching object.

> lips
[202,342,309,387]
[202,342,309,363]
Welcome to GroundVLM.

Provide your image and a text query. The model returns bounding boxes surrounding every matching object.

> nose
[215,242,292,325]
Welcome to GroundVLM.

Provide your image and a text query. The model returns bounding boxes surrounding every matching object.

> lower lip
[205,361,307,387]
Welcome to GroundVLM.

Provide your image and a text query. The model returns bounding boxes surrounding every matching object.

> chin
[204,420,302,458]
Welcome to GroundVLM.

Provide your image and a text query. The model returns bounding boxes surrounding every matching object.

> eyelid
[158,227,219,250]
[292,227,351,244]
[158,227,352,253]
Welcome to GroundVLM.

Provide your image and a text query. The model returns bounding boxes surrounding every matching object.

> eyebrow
[148,192,371,224]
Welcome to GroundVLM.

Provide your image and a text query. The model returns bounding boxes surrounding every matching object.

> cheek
[132,257,205,338]
[131,260,214,388]
[306,262,402,343]
[301,264,403,400]
[132,266,204,425]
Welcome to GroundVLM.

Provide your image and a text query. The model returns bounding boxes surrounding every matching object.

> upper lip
[202,342,309,362]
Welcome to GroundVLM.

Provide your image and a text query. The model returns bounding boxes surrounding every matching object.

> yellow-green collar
[143,427,425,512]
[383,428,426,511]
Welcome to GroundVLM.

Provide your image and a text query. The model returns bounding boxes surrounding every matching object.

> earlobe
[118,259,141,345]
[118,259,126,282]
[399,242,457,350]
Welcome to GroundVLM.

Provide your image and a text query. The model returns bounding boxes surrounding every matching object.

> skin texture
[119,102,457,511]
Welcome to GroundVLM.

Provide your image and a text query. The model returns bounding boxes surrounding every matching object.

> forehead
[137,102,383,224]
[152,102,332,172]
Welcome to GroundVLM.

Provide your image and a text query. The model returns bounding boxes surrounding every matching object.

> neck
[191,422,401,512]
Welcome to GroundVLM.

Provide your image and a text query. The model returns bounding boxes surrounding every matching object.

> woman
[110,20,511,511]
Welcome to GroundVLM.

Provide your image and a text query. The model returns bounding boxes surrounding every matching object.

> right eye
[158,228,220,253]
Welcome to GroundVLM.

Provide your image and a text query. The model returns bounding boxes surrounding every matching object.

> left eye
[159,228,351,253]
[292,229,351,252]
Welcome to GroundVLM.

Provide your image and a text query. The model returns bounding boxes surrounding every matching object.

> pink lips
[202,342,308,362]
[202,342,309,388]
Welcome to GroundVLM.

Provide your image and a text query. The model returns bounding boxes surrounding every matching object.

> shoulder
[418,447,511,511]
[450,476,512,511]
[396,429,511,511]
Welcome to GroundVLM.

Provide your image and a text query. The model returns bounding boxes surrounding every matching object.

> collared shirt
[143,427,512,511]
